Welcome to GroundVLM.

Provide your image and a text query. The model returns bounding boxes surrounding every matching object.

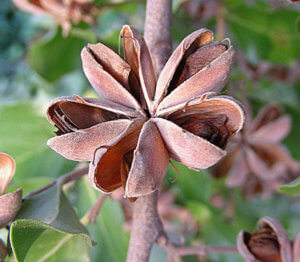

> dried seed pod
[213,102,298,197]
[173,43,227,87]
[0,188,22,228]
[12,0,98,36]
[46,25,244,198]
[0,152,16,195]
[237,217,292,262]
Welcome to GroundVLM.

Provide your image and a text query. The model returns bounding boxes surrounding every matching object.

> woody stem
[144,0,172,78]
[126,0,172,261]
[126,192,164,262]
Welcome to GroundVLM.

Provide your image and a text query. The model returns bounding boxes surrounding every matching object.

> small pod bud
[0,152,16,195]
[237,217,292,262]
[0,188,22,228]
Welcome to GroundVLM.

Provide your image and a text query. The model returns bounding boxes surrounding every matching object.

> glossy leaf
[75,177,129,262]
[228,6,299,64]
[0,104,76,181]
[28,28,95,82]
[10,181,92,262]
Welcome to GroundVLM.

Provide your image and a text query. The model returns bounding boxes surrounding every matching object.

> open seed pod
[237,217,292,262]
[0,152,22,228]
[0,152,16,195]
[46,25,244,199]
[0,188,22,228]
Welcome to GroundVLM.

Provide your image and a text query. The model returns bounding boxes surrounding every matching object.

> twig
[216,0,225,40]
[24,165,89,200]
[95,0,143,9]
[126,192,165,262]
[81,193,107,225]
[157,234,238,261]
[126,0,172,261]
[144,0,172,78]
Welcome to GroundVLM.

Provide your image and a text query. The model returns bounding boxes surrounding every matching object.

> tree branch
[81,193,107,225]
[24,165,88,200]
[216,0,225,40]
[144,0,172,77]
[126,1,172,261]
[157,234,238,261]
[127,192,165,261]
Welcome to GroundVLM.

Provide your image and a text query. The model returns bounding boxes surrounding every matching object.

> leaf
[187,201,212,224]
[167,162,211,202]
[278,177,300,196]
[227,5,300,64]
[10,181,92,262]
[10,221,91,262]
[7,177,53,196]
[172,0,188,12]
[93,8,128,48]
[0,103,76,181]
[28,27,94,82]
[75,177,129,262]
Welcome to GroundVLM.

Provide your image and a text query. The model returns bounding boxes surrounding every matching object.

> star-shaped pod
[12,0,97,36]
[46,25,244,198]
[213,103,299,196]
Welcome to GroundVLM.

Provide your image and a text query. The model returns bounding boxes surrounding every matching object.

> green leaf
[278,177,300,196]
[172,0,188,12]
[28,28,92,82]
[0,103,76,181]
[227,5,300,64]
[75,177,129,262]
[6,177,53,196]
[10,181,92,262]
[167,162,211,202]
[10,221,91,262]
[187,201,212,224]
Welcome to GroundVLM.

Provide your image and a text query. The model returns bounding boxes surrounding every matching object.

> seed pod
[0,152,16,195]
[237,217,292,262]
[0,188,22,228]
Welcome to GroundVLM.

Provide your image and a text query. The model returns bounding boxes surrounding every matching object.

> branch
[216,0,225,40]
[126,192,165,262]
[24,165,89,200]
[126,0,172,261]
[81,193,107,225]
[157,235,238,261]
[144,0,172,77]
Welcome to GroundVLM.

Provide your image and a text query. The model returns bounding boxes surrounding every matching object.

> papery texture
[0,189,22,228]
[237,217,293,262]
[0,152,16,195]
[46,25,244,198]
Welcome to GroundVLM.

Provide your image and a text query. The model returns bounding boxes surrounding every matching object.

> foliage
[0,0,299,261]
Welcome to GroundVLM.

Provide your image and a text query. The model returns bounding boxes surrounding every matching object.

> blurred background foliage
[0,0,299,261]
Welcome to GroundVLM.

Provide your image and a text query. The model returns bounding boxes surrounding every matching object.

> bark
[144,0,172,78]
[126,192,164,262]
[126,1,172,261]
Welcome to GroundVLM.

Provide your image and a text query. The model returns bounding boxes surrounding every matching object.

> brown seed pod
[46,25,244,199]
[237,217,292,262]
